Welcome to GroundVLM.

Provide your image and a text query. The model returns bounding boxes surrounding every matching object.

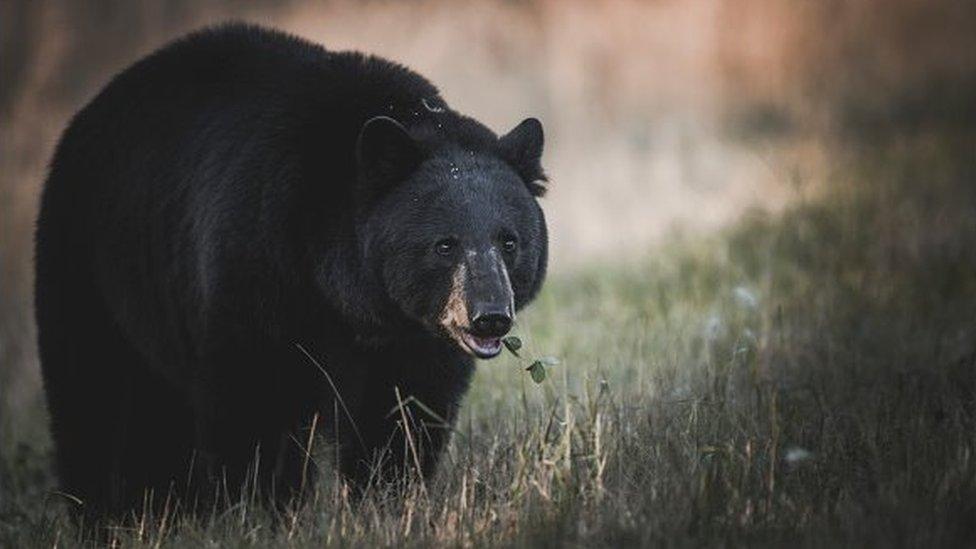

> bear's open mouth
[460,331,503,359]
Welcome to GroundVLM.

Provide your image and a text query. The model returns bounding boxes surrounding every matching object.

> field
[2,134,975,546]
[3,0,976,546]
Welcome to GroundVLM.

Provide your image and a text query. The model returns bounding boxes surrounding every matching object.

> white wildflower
[733,285,759,309]
[784,446,814,465]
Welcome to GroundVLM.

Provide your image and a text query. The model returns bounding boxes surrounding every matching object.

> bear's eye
[434,238,457,256]
[501,236,518,254]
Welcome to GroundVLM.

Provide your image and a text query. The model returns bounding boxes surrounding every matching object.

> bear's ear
[356,116,421,204]
[497,117,547,197]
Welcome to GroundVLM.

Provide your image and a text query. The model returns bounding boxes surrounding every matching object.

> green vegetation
[3,135,975,546]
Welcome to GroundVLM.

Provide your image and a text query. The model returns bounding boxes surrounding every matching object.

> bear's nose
[470,310,512,338]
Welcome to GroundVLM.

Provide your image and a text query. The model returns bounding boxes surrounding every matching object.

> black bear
[34,23,548,524]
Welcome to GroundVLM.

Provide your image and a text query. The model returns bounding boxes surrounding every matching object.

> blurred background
[2,1,976,543]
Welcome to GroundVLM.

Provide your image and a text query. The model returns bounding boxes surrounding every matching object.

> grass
[2,133,976,547]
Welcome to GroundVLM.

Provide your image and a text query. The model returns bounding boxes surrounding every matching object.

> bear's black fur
[34,23,548,524]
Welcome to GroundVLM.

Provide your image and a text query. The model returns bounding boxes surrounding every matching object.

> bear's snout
[439,248,515,359]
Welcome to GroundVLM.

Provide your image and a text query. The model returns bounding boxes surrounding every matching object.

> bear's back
[45,21,449,251]
[58,23,441,167]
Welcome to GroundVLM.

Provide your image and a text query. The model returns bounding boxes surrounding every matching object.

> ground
[2,133,975,546]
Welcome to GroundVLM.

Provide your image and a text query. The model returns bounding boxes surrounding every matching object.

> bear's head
[353,114,547,358]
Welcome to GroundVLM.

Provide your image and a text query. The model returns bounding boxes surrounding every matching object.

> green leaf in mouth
[502,335,522,357]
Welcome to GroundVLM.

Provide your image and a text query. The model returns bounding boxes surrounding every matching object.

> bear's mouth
[460,331,503,359]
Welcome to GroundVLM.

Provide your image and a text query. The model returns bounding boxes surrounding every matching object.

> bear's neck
[312,238,413,342]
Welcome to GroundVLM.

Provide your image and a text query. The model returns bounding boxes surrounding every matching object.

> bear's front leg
[336,347,475,490]
[189,342,322,507]
[188,378,256,506]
